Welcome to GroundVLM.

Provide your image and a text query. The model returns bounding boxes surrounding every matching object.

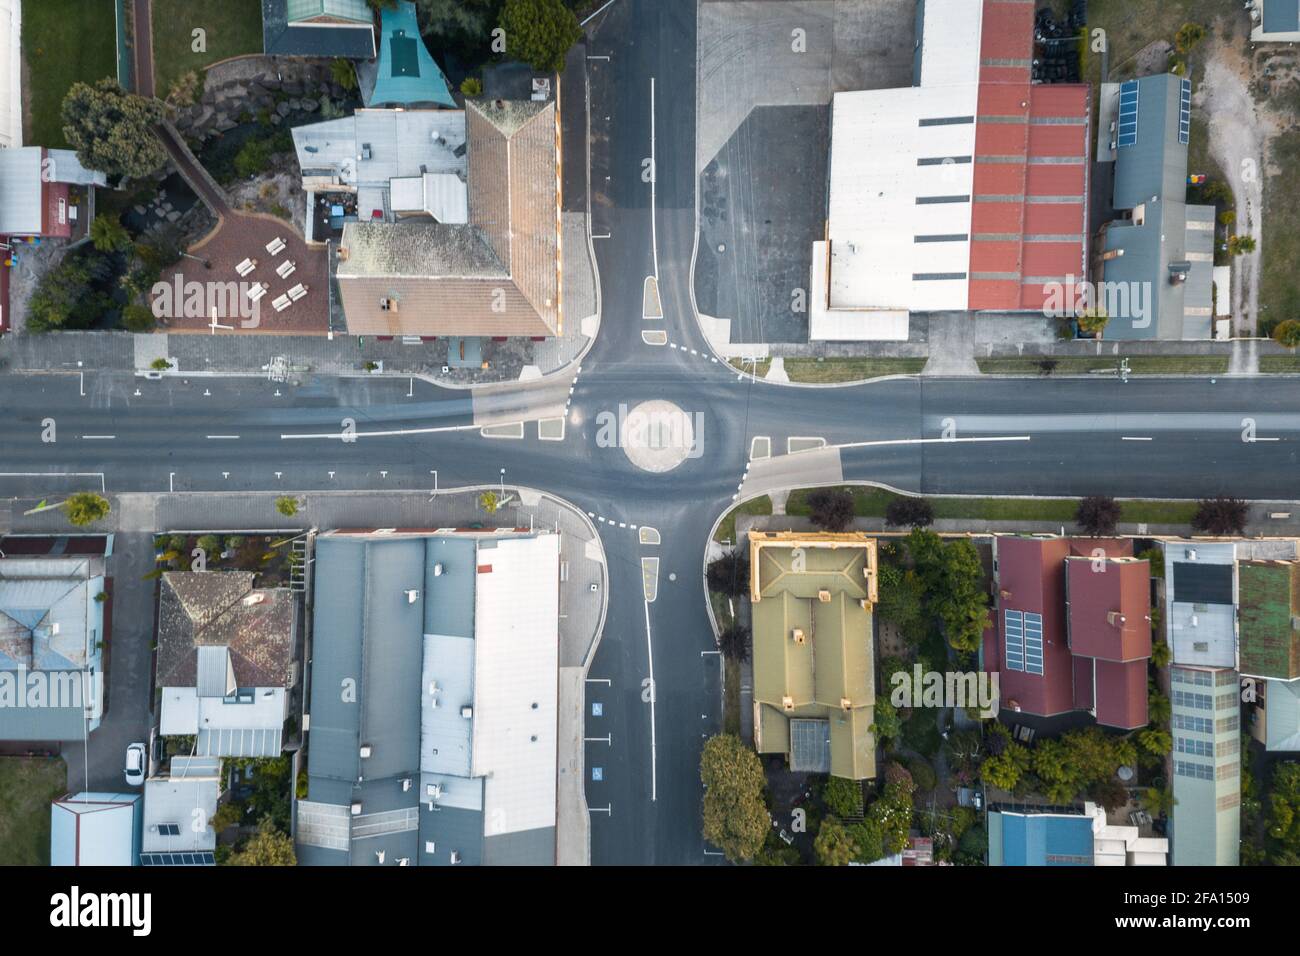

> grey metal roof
[1264,0,1300,32]
[789,718,832,772]
[262,0,376,57]
[483,827,557,866]
[420,801,485,866]
[0,703,90,741]
[421,633,475,776]
[197,726,283,757]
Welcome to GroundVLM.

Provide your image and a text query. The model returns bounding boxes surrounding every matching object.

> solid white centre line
[643,599,658,803]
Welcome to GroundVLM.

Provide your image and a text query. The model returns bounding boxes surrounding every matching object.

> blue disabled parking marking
[592,767,604,781]
[592,702,603,716]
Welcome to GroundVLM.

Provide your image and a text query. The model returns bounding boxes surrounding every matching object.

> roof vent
[401,778,412,792]
[242,592,267,607]
[817,589,832,603]
[433,562,444,577]
[359,744,372,759]
[427,783,442,799]
[404,588,420,604]
[1107,611,1127,628]
[450,850,462,864]
[351,801,362,816]
[781,695,794,712]
[461,705,474,719]
[791,627,806,645]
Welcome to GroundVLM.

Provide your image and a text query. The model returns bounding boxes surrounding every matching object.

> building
[1097,74,1215,339]
[140,756,220,866]
[988,802,1167,866]
[295,530,561,866]
[1248,0,1300,40]
[0,549,109,740]
[155,571,297,758]
[983,536,1151,730]
[293,107,468,239]
[1153,539,1300,865]
[1237,559,1300,752]
[749,532,877,780]
[261,0,376,59]
[50,792,142,866]
[333,97,561,338]
[358,0,455,110]
[0,147,106,240]
[810,0,1090,340]
[1,0,20,149]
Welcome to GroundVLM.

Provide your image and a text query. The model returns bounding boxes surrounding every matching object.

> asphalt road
[5,0,1300,866]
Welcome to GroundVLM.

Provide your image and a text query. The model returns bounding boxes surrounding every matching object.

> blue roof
[1264,0,1300,33]
[366,1,456,109]
[995,811,1094,866]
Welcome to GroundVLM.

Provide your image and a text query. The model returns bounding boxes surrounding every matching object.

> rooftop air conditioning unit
[781,695,794,712]
[433,562,444,577]
[791,628,806,645]
[401,778,412,792]
[817,589,831,603]
[1107,612,1127,627]
[1191,615,1200,627]
[450,850,462,865]
[461,706,474,719]
[1186,549,1197,560]
[427,783,443,799]
[405,588,420,604]
[351,801,362,816]
[242,592,266,606]
[398,858,410,866]
[359,744,372,759]
[840,697,852,711]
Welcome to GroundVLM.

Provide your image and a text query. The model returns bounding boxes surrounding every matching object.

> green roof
[1239,561,1300,679]
[287,0,371,24]
[750,537,876,779]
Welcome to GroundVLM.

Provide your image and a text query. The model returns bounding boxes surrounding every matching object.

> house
[261,0,376,59]
[141,756,220,866]
[295,530,561,866]
[155,571,297,758]
[333,97,561,338]
[0,549,109,740]
[983,536,1151,730]
[1155,539,1300,865]
[0,0,18,149]
[749,532,877,780]
[988,802,1167,866]
[1097,74,1216,339]
[1248,0,1300,40]
[50,792,142,866]
[809,0,1090,340]
[0,147,105,242]
[358,0,456,110]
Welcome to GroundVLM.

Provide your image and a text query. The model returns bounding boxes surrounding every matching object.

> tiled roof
[156,572,295,690]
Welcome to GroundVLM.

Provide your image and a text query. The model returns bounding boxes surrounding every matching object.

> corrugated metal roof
[366,1,456,109]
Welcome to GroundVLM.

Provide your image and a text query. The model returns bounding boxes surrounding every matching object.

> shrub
[275,496,299,517]
[1191,496,1248,536]
[1075,495,1121,536]
[718,624,751,663]
[460,77,483,97]
[806,488,855,532]
[885,496,934,528]
[822,776,862,819]
[706,550,750,597]
[123,304,157,332]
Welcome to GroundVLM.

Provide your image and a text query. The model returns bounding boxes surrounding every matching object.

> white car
[124,742,146,786]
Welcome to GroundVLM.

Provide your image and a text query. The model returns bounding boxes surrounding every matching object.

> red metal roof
[991,537,1075,718]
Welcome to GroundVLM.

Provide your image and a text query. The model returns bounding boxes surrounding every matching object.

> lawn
[0,757,67,866]
[1085,0,1231,84]
[1260,353,1300,373]
[782,357,927,384]
[977,355,1229,375]
[151,0,264,101]
[20,0,118,148]
[713,496,772,544]
[1260,130,1300,338]
[723,657,741,737]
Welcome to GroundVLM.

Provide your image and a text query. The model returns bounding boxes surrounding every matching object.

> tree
[61,79,166,180]
[90,216,132,253]
[885,496,934,529]
[368,0,400,8]
[907,529,989,653]
[1076,308,1108,336]
[1148,681,1172,726]
[226,817,296,866]
[822,776,861,819]
[414,0,502,43]
[1136,727,1172,763]
[814,817,856,866]
[1268,762,1300,852]
[196,534,222,555]
[1075,495,1122,536]
[330,58,358,91]
[212,800,244,832]
[875,563,928,645]
[981,725,1030,791]
[499,0,583,74]
[122,304,157,333]
[1218,209,1236,227]
[136,227,184,270]
[26,252,115,332]
[1228,234,1256,256]
[1174,22,1206,55]
[869,696,902,747]
[478,491,499,514]
[706,550,750,597]
[460,77,483,97]
[64,492,111,526]
[275,496,299,517]
[700,734,768,863]
[1151,638,1172,668]
[1273,320,1300,349]
[1191,496,1249,536]
[718,623,751,663]
[806,487,855,532]
[150,357,172,370]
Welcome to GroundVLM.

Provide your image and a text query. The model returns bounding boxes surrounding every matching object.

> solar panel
[1023,612,1044,676]
[1005,610,1025,672]
[1178,78,1191,145]
[140,851,216,866]
[1117,80,1139,147]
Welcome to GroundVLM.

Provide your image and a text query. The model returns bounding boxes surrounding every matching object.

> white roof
[159,685,286,739]
[1266,678,1300,751]
[293,109,467,192]
[917,0,984,88]
[809,241,910,340]
[390,172,468,223]
[0,0,18,148]
[827,86,976,313]
[471,535,560,836]
[51,793,139,866]
[142,759,219,854]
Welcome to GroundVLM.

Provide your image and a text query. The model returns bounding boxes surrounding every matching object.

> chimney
[1107,611,1127,628]
[781,695,794,712]
[817,589,831,603]
[791,627,806,645]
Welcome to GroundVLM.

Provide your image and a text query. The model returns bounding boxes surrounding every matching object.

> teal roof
[367,1,456,109]
[990,810,1094,866]
[287,0,371,24]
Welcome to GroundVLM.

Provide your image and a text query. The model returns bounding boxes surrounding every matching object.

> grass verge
[723,656,741,736]
[714,495,772,544]
[0,757,68,866]
[782,357,927,383]
[21,0,117,148]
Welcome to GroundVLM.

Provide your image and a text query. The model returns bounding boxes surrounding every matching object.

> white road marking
[836,435,1031,451]
[80,435,116,440]
[1121,436,1153,441]
[206,435,240,440]
[281,423,479,439]
[644,599,658,803]
[649,76,659,281]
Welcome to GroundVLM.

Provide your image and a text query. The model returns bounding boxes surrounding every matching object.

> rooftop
[262,0,376,58]
[362,1,456,110]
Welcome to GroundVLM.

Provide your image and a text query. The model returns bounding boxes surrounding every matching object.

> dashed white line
[80,435,116,440]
